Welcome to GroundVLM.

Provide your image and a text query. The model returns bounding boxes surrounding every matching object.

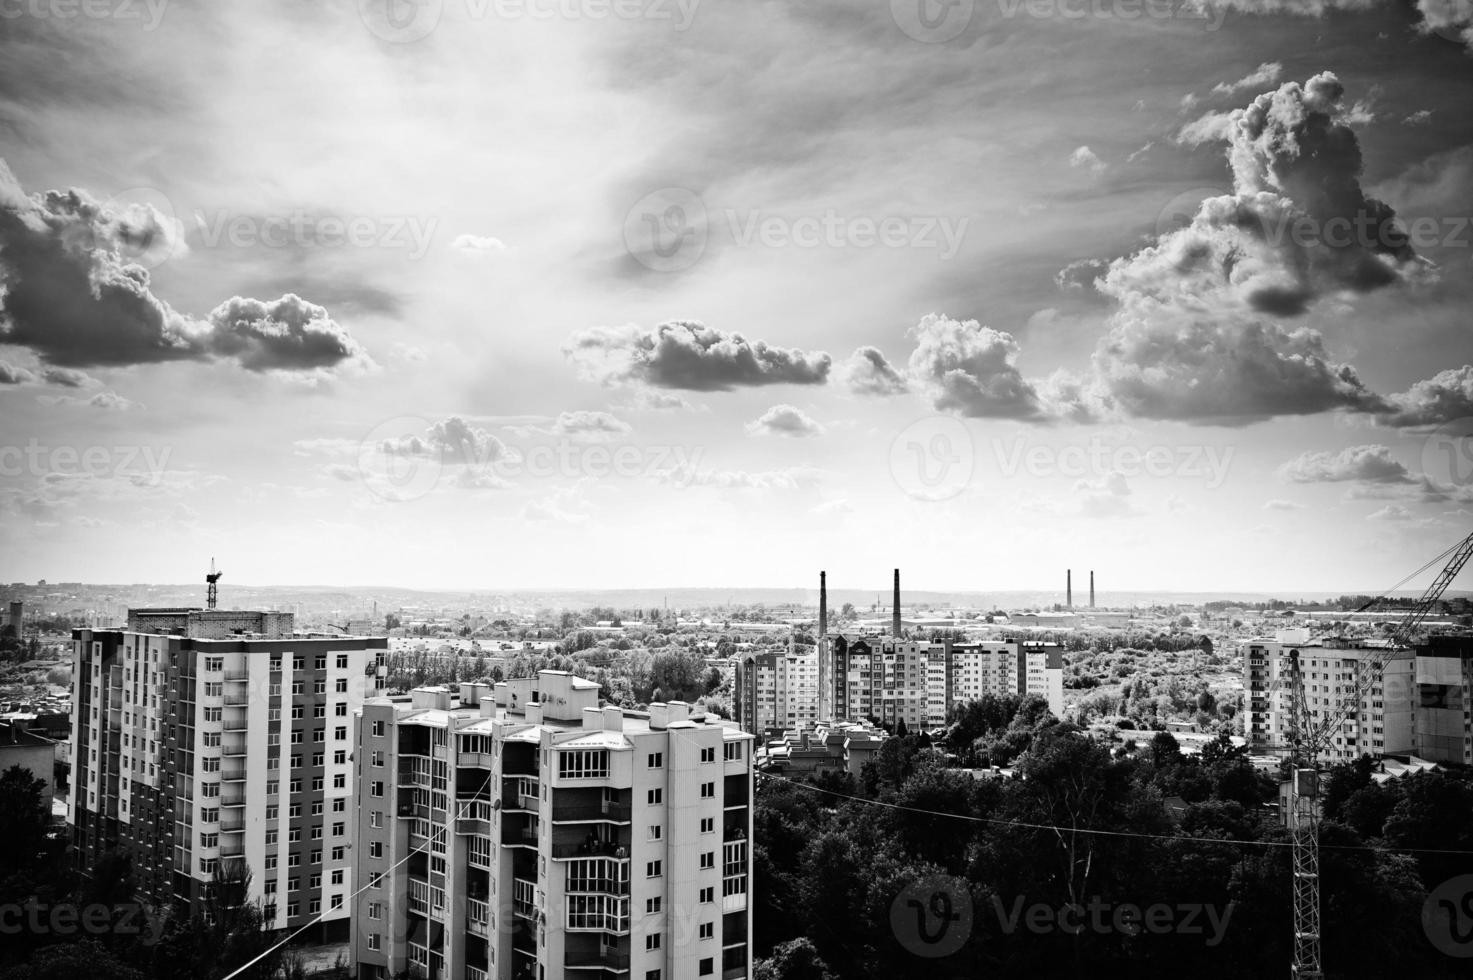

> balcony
[219,818,245,833]
[512,878,537,921]
[550,839,628,860]
[221,713,248,732]
[220,840,245,858]
[221,767,246,782]
[223,692,251,707]
[550,802,630,824]
[467,897,490,936]
[223,669,250,682]
[564,950,630,971]
[222,740,247,756]
[220,791,246,808]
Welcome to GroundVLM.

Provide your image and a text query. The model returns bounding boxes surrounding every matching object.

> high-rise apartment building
[69,608,386,934]
[931,641,1066,727]
[732,645,821,736]
[1243,629,1414,764]
[351,671,755,980]
[1413,633,1473,764]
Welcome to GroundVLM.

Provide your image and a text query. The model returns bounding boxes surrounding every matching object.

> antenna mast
[206,558,223,610]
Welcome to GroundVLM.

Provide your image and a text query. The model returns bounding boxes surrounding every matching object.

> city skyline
[4,4,1473,591]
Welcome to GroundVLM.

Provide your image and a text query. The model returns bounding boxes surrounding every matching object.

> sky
[2,0,1473,594]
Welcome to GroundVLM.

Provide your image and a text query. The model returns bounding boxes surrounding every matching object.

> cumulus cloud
[907,314,1042,421]
[1176,111,1236,146]
[378,416,510,468]
[745,404,824,438]
[41,367,97,388]
[1415,0,1473,47]
[451,234,506,254]
[838,346,907,396]
[0,361,35,384]
[1069,146,1107,174]
[1279,445,1415,484]
[563,321,831,391]
[549,410,631,440]
[1367,503,1413,521]
[1211,62,1283,96]
[0,160,369,375]
[1054,258,1108,291]
[1375,367,1473,428]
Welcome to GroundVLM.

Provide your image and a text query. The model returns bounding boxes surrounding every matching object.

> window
[700,817,714,834]
[333,799,346,813]
[265,855,277,871]
[369,810,383,828]
[314,681,326,695]
[558,749,610,779]
[646,897,662,914]
[372,720,385,737]
[700,781,715,799]
[700,851,714,870]
[313,726,324,741]
[368,902,381,920]
[312,752,324,767]
[647,788,662,805]
[200,832,218,848]
[265,830,278,846]
[309,873,322,889]
[335,702,347,717]
[335,726,347,741]
[288,829,301,843]
[724,741,743,761]
[371,781,384,797]
[333,774,346,789]
[311,802,323,816]
[333,822,345,837]
[699,922,713,940]
[291,706,303,720]
[336,678,347,693]
[648,825,662,841]
[647,752,663,768]
[646,973,661,980]
[646,860,662,878]
[646,934,661,951]
[313,704,325,718]
[699,957,713,975]
[308,899,321,914]
[265,880,277,895]
[286,903,298,918]
[266,805,278,820]
[700,746,715,763]
[312,777,324,792]
[290,732,303,745]
[334,750,346,765]
[367,934,381,951]
[311,847,322,863]
[290,803,302,818]
[315,656,327,670]
[699,886,713,904]
[201,807,219,824]
[336,655,348,669]
[369,841,383,859]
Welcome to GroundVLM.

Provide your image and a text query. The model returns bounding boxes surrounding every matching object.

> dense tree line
[752,702,1472,980]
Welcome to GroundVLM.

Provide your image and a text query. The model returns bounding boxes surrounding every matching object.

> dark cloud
[41,367,97,388]
[563,321,830,391]
[0,160,369,375]
[838,346,907,396]
[907,314,1042,420]
[0,361,36,385]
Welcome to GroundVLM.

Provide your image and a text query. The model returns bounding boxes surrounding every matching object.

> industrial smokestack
[819,571,828,637]
[892,568,901,637]
[1090,570,1095,608]
[1066,569,1072,609]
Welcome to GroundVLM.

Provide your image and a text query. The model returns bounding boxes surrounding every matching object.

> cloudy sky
[2,0,1473,594]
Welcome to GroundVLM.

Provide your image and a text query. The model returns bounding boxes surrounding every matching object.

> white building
[352,671,755,980]
[69,608,386,935]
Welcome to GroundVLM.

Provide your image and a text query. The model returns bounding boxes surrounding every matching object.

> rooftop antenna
[206,558,223,610]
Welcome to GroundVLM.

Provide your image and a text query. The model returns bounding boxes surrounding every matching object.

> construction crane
[206,557,223,610]
[1284,529,1473,978]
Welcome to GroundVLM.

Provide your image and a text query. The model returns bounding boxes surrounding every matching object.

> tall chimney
[1090,570,1095,608]
[819,570,828,637]
[1066,569,1072,609]
[892,568,901,637]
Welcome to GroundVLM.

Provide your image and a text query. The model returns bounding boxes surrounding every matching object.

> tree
[0,941,147,980]
[754,937,837,980]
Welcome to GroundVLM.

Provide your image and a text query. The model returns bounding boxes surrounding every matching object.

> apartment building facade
[1243,629,1414,764]
[1414,633,1473,764]
[69,608,386,933]
[931,641,1066,728]
[351,671,754,980]
[731,644,821,736]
